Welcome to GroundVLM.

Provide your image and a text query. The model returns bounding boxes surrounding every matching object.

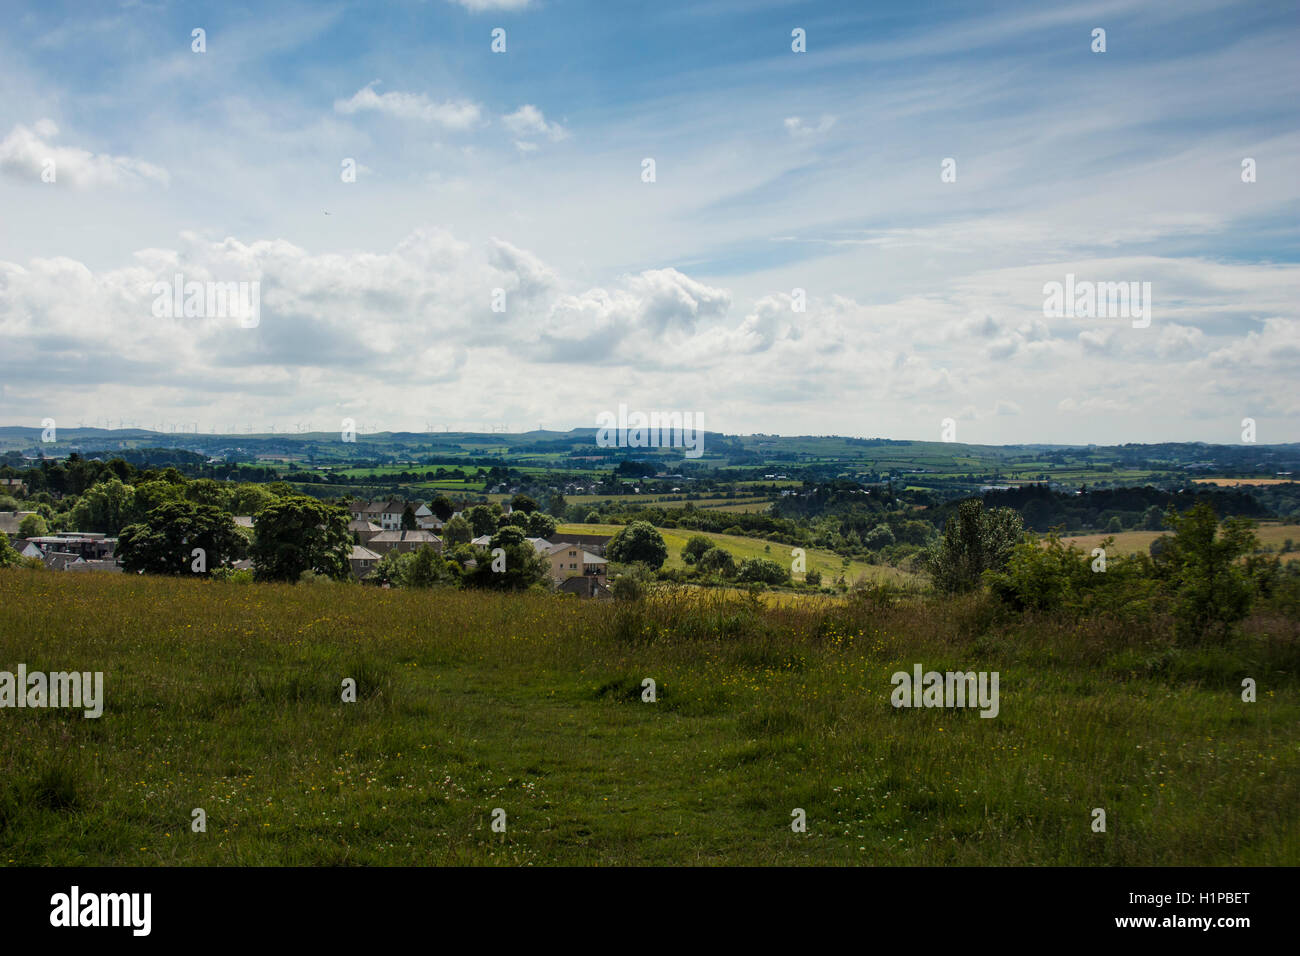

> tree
[547,493,567,518]
[464,526,549,590]
[924,499,1024,593]
[430,495,454,521]
[406,545,450,588]
[69,478,137,534]
[606,520,668,569]
[230,483,277,516]
[185,478,231,510]
[736,557,788,585]
[0,534,21,568]
[526,511,557,539]
[864,524,895,549]
[1141,505,1165,531]
[681,534,714,565]
[466,505,498,537]
[698,546,736,577]
[251,496,352,582]
[1155,502,1257,642]
[442,515,472,546]
[1105,515,1125,534]
[401,504,418,530]
[510,494,539,515]
[371,549,414,587]
[118,502,246,576]
[17,513,48,538]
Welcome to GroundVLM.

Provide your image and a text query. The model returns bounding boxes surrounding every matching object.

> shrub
[681,534,714,565]
[698,546,736,577]
[736,557,789,586]
[924,499,1023,593]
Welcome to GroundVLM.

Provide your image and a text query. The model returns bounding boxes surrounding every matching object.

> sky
[0,0,1297,445]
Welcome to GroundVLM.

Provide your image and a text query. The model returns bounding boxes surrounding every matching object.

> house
[25,534,117,560]
[18,542,42,560]
[0,511,38,540]
[42,551,84,571]
[544,542,607,584]
[0,478,26,495]
[233,515,255,529]
[348,519,382,545]
[548,532,612,557]
[413,503,445,530]
[378,499,410,531]
[368,529,442,556]
[349,544,382,579]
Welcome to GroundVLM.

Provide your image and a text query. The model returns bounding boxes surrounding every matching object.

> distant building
[544,542,607,584]
[368,529,442,555]
[349,545,382,579]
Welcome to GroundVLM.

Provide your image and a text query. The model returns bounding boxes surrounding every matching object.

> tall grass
[1,568,1295,865]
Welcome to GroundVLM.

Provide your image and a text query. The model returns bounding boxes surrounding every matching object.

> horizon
[0,421,1297,451]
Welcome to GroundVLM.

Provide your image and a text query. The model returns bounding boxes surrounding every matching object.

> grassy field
[556,523,915,585]
[1060,524,1300,556]
[1,570,1295,866]
[1193,478,1297,487]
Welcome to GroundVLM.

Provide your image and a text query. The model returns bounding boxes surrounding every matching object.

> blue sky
[1,0,1297,443]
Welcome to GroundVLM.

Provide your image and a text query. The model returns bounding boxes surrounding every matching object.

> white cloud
[0,121,169,189]
[334,84,482,129]
[447,0,533,11]
[783,115,836,137]
[502,105,568,148]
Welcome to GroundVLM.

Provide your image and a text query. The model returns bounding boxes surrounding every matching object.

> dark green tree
[606,520,668,569]
[924,499,1024,593]
[681,534,714,565]
[251,496,352,582]
[118,502,246,576]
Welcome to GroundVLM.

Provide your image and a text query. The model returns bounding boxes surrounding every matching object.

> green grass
[555,523,914,585]
[1,570,1296,865]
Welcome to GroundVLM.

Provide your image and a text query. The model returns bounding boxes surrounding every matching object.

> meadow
[556,523,915,585]
[1,569,1295,866]
[1061,523,1300,556]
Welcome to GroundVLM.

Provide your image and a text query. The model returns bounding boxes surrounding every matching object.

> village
[0,495,616,597]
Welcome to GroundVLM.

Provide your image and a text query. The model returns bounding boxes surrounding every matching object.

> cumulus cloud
[0,121,169,189]
[502,105,568,149]
[334,84,482,129]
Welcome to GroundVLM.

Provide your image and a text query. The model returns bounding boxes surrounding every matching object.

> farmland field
[555,523,914,585]
[1,571,1294,866]
[1060,524,1300,556]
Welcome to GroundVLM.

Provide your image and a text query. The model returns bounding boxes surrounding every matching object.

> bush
[698,546,736,577]
[681,534,714,565]
[736,557,789,586]
[924,499,1023,594]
